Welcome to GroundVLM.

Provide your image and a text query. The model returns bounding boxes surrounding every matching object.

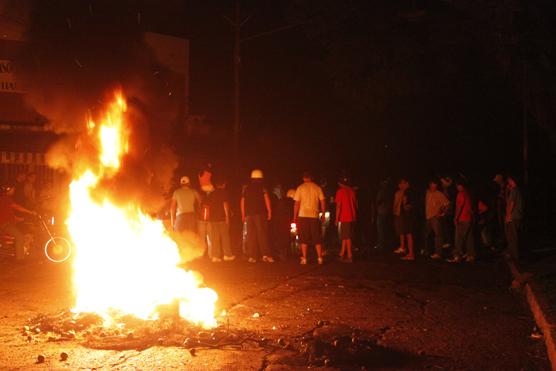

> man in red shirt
[1,185,36,260]
[448,179,475,263]
[335,177,357,262]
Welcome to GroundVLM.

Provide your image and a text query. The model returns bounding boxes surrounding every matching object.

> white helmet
[250,169,264,179]
[180,176,190,185]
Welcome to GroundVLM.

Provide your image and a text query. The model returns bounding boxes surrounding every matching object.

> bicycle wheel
[44,236,72,263]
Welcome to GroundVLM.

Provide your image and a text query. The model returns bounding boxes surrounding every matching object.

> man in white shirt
[293,172,326,265]
[171,176,200,233]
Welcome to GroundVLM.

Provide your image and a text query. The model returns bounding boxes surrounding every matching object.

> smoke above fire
[18,1,183,211]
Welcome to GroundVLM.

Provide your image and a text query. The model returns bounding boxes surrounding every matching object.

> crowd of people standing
[376,174,523,262]
[170,166,524,265]
[2,167,524,265]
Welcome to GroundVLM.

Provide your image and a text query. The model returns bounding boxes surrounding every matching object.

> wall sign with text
[0,60,25,93]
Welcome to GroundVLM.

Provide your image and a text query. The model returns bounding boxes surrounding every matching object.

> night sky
[19,0,556,193]
[155,0,534,183]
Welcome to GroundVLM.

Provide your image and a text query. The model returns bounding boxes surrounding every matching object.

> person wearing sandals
[393,178,415,261]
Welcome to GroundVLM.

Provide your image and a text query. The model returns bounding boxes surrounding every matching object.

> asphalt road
[0,252,550,370]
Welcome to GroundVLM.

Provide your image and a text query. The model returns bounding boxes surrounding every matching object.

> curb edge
[505,256,556,371]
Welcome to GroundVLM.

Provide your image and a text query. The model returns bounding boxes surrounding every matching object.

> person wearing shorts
[293,172,326,265]
[335,176,357,262]
[297,217,322,246]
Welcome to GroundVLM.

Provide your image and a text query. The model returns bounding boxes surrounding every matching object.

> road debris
[530,326,543,340]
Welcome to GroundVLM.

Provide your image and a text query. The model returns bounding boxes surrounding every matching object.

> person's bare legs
[301,243,308,260]
[346,239,353,260]
[394,235,406,253]
[315,244,323,259]
[339,240,346,258]
[402,233,415,260]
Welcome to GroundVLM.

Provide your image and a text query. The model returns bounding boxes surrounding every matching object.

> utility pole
[522,61,529,187]
[225,3,308,171]
[233,2,241,170]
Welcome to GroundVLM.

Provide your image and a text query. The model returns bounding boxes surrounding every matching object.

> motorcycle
[0,214,72,263]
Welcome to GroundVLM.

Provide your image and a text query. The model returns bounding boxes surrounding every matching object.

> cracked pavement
[0,252,550,370]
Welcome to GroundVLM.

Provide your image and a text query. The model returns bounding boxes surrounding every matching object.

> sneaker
[223,255,236,262]
[465,256,476,263]
[447,256,461,263]
[401,255,415,261]
[393,247,406,254]
[317,257,324,265]
[430,253,442,260]
[337,254,345,261]
[211,257,222,263]
[344,257,353,263]
[442,243,451,249]
[247,257,256,263]
[262,256,275,263]
[300,257,307,265]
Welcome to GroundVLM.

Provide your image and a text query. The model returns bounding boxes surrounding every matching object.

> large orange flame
[68,90,217,328]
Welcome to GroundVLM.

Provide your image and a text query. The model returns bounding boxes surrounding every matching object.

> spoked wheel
[44,236,72,263]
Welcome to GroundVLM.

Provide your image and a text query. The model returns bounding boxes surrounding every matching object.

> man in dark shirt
[374,178,392,250]
[1,185,36,260]
[505,175,523,261]
[197,169,215,258]
[493,174,507,248]
[207,178,235,262]
[270,184,291,261]
[240,169,274,263]
[13,172,26,206]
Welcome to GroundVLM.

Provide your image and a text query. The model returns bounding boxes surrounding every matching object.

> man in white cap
[240,169,274,263]
[171,176,200,233]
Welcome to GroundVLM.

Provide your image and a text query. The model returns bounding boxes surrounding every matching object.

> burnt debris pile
[23,312,421,368]
[23,310,275,352]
